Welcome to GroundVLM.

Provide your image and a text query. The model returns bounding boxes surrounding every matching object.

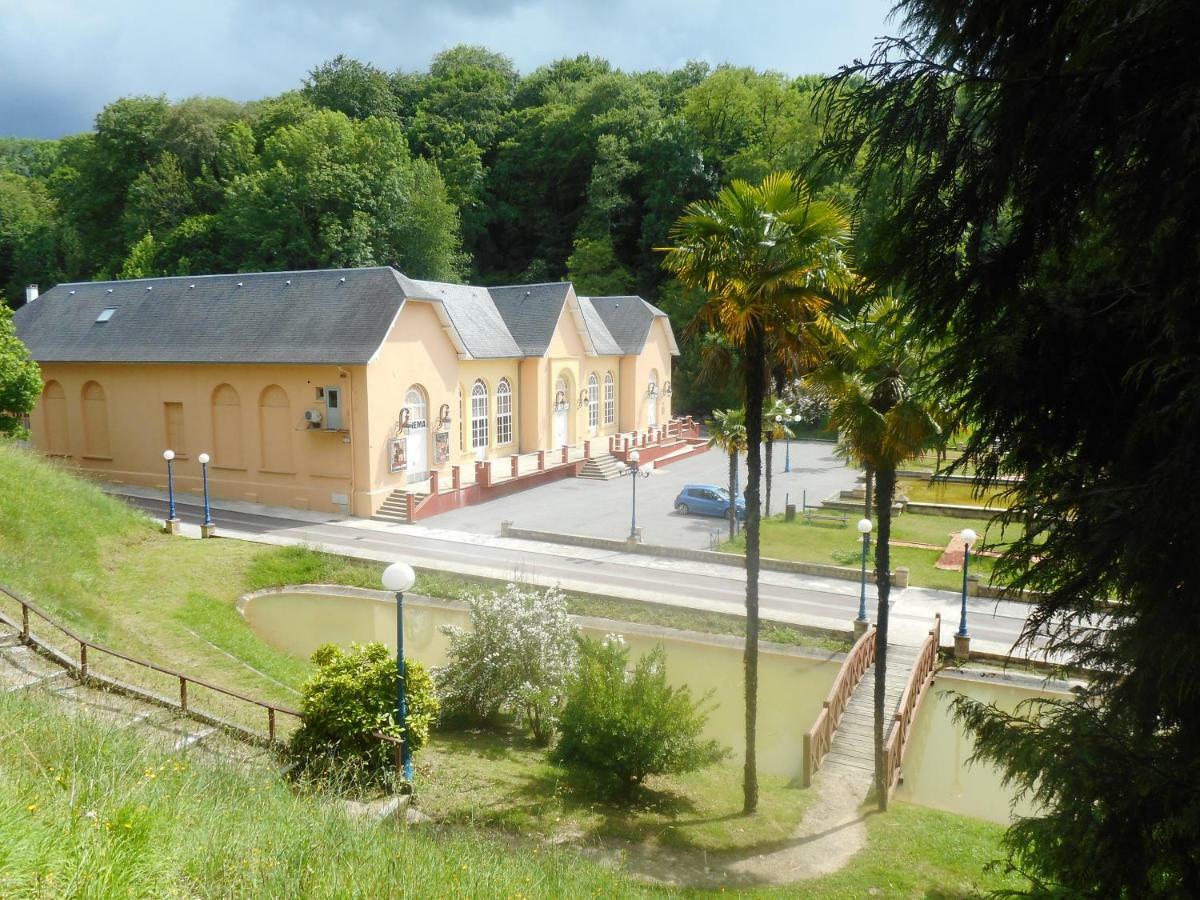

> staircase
[372,488,414,524]
[576,453,624,481]
[819,641,921,777]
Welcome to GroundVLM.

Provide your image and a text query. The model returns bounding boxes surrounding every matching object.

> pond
[895,670,1073,823]
[240,587,843,780]
[241,587,1070,820]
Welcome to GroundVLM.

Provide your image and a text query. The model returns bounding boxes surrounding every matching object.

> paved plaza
[427,439,861,548]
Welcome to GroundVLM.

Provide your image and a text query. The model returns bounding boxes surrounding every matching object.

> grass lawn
[722,513,1022,592]
[418,727,809,853]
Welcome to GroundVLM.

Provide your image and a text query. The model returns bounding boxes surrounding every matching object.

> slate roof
[13,267,676,365]
[12,268,406,365]
[486,283,572,356]
[588,296,676,356]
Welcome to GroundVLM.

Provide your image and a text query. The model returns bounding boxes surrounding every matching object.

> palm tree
[663,172,852,814]
[707,408,747,538]
[806,294,944,812]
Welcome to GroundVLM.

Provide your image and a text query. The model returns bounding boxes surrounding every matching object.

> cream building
[14,267,680,518]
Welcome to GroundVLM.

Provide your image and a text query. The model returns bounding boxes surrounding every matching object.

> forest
[0,47,861,414]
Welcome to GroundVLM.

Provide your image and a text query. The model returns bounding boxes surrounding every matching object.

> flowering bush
[436,584,577,744]
[291,642,438,779]
[553,636,729,797]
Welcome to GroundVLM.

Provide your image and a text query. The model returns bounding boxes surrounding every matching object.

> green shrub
[553,636,729,796]
[437,584,577,744]
[290,642,438,779]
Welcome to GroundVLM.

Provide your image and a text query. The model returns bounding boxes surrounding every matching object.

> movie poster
[434,431,450,465]
[389,437,407,473]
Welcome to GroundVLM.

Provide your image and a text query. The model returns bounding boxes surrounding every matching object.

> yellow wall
[30,361,365,513]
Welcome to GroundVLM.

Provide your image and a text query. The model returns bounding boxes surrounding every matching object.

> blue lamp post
[856,518,872,630]
[198,452,214,536]
[382,561,417,783]
[957,528,978,639]
[783,407,794,473]
[162,449,179,531]
[622,449,652,540]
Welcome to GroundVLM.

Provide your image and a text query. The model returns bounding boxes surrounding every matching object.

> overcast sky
[1,0,897,139]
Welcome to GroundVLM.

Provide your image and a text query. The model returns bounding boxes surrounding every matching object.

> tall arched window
[471,379,489,451]
[496,379,513,445]
[211,384,243,468]
[587,373,599,432]
[42,380,68,455]
[258,385,293,472]
[81,381,110,456]
[603,372,615,425]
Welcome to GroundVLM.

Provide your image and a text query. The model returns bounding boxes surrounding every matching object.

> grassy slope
[0,691,654,899]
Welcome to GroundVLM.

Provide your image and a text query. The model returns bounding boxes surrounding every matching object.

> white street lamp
[856,518,873,624]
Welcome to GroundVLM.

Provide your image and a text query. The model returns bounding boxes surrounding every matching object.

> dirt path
[580,768,873,889]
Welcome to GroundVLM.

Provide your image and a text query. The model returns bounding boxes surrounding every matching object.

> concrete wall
[31,361,364,513]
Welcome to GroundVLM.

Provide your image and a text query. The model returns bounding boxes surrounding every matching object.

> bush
[437,584,577,744]
[290,642,438,779]
[553,636,729,796]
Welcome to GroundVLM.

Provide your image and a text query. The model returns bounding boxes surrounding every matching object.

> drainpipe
[337,366,356,515]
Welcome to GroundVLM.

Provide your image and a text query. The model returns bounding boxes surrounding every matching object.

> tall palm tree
[663,172,852,814]
[806,294,944,812]
[707,407,747,538]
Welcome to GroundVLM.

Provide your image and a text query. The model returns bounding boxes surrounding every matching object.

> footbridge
[802,614,942,796]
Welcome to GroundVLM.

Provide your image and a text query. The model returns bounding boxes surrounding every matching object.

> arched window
[457,386,464,452]
[471,379,489,450]
[258,385,293,472]
[81,381,110,456]
[496,379,513,445]
[42,380,68,455]
[587,373,599,431]
[603,372,615,425]
[211,384,243,468]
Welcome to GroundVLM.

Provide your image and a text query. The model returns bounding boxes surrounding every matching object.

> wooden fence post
[79,643,88,678]
[21,603,29,639]
[179,677,188,712]
[268,707,277,743]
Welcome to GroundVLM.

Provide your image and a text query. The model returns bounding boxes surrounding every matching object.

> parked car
[674,484,746,520]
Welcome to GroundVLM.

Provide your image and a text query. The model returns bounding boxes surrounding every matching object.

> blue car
[674,483,746,520]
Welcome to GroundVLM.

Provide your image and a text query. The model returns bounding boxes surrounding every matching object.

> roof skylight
[96,307,117,323]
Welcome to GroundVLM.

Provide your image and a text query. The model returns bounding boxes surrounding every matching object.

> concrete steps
[576,453,624,481]
[372,489,413,524]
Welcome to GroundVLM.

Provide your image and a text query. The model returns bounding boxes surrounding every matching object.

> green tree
[663,172,852,813]
[290,641,437,781]
[0,303,41,437]
[806,295,942,811]
[566,236,634,296]
[553,636,727,798]
[0,173,65,303]
[220,111,463,278]
[302,55,398,121]
[823,0,1200,889]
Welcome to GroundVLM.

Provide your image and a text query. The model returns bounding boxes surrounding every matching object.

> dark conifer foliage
[823,2,1200,895]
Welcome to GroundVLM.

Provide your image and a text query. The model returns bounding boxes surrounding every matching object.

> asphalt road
[428,439,861,549]
[126,494,1041,656]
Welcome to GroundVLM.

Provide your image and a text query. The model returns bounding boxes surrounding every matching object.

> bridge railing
[802,624,876,786]
[0,584,403,767]
[883,613,942,797]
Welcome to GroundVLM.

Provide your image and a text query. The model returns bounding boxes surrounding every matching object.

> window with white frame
[587,373,599,430]
[471,380,489,449]
[496,379,513,445]
[603,372,615,425]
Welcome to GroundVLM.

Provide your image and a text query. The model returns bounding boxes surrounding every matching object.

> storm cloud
[0,0,894,138]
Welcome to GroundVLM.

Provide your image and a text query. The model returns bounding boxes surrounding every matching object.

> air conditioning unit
[304,408,323,427]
